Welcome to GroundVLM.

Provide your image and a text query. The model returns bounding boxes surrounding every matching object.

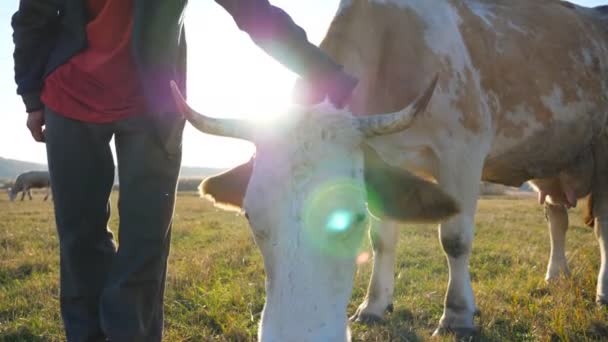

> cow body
[8,171,51,202]
[322,0,608,335]
[324,0,607,185]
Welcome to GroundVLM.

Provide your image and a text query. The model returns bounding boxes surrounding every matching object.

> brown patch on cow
[321,1,445,116]
[454,68,482,133]
[322,1,607,188]
[199,157,254,211]
[455,1,607,136]
[363,143,460,222]
[323,1,608,138]
[499,117,529,139]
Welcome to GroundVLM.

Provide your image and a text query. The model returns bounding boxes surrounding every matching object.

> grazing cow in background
[174,0,608,339]
[7,171,51,202]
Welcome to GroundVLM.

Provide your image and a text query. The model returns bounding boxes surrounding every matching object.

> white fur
[243,105,368,341]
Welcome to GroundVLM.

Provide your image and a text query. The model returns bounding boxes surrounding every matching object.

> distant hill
[180,166,226,179]
[0,157,47,180]
[0,157,224,182]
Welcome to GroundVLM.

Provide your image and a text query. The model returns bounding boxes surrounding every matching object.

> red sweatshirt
[41,0,146,123]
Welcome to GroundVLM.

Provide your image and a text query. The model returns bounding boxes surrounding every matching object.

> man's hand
[292,70,358,109]
[26,110,45,142]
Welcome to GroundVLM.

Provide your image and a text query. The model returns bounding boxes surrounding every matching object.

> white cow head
[171,78,458,341]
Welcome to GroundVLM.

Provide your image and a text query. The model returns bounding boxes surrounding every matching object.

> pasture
[1,191,607,341]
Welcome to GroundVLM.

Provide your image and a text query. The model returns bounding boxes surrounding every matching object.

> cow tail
[584,193,595,228]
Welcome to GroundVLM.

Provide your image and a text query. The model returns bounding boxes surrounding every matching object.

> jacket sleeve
[12,0,62,112]
[214,0,343,79]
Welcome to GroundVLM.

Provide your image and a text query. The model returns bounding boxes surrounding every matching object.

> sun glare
[181,3,302,167]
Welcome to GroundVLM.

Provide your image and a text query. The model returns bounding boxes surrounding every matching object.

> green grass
[1,192,607,341]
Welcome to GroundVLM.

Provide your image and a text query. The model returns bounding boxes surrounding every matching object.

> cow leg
[593,179,608,305]
[433,156,483,337]
[596,213,608,305]
[44,187,50,201]
[545,204,570,281]
[592,132,608,305]
[351,219,399,323]
[20,190,25,201]
[27,189,33,200]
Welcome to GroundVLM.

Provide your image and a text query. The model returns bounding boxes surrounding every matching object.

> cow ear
[363,143,459,222]
[199,157,254,212]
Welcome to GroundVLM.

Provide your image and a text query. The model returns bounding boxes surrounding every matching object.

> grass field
[1,192,607,341]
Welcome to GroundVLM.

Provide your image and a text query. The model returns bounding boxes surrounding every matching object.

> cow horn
[170,81,253,140]
[357,75,438,137]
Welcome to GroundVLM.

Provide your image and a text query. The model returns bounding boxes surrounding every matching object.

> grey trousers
[44,108,183,342]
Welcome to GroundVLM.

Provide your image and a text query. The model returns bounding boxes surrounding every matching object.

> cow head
[171,78,457,341]
[7,188,16,202]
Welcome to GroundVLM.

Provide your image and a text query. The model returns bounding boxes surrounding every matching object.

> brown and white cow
[7,170,51,202]
[175,0,608,339]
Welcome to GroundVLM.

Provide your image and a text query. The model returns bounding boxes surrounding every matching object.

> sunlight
[181,2,304,167]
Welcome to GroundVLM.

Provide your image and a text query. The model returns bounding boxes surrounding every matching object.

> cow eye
[354,212,367,223]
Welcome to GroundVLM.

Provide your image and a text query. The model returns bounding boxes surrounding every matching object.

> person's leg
[100,114,182,342]
[44,108,117,342]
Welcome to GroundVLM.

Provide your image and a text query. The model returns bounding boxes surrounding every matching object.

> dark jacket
[12,0,347,113]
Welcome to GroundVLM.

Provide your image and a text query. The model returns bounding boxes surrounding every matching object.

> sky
[1,0,605,168]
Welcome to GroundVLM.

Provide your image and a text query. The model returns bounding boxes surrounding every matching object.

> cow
[174,0,608,339]
[7,171,52,202]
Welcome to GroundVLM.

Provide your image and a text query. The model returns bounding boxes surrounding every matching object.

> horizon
[1,0,605,167]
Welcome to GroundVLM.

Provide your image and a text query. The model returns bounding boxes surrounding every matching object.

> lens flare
[356,252,371,265]
[326,210,355,233]
[301,178,368,258]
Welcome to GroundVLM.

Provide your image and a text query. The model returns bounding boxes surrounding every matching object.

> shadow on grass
[0,263,50,286]
[476,317,532,341]
[585,320,608,340]
[0,327,47,342]
[351,308,424,341]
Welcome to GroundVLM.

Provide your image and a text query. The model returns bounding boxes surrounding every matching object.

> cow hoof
[473,308,481,317]
[545,269,571,283]
[386,303,394,313]
[596,297,608,307]
[350,313,385,325]
[432,326,478,340]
